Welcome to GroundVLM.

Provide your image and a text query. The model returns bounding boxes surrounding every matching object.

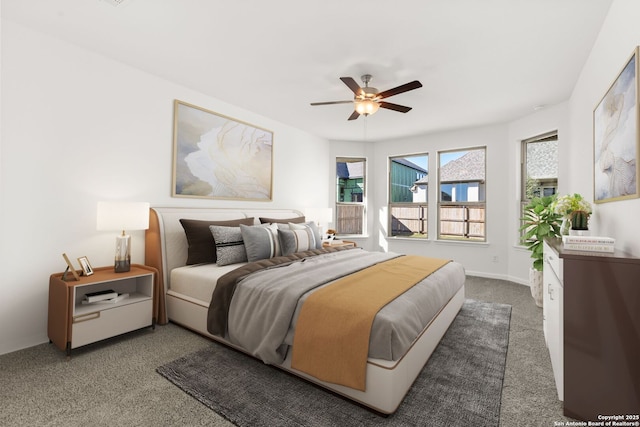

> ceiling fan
[310,74,423,121]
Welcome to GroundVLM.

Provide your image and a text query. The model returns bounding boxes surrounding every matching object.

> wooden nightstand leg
[65,342,71,359]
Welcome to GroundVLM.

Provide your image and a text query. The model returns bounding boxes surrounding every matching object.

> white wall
[0,21,330,355]
[567,0,640,256]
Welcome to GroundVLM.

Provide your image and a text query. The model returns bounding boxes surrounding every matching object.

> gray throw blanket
[227,249,398,364]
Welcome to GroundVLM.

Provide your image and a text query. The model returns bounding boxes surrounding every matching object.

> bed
[145,207,466,414]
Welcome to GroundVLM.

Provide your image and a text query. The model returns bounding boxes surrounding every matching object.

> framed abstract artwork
[172,100,273,201]
[593,46,640,203]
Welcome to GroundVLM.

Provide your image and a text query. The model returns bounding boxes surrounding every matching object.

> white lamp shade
[304,208,333,225]
[97,201,150,231]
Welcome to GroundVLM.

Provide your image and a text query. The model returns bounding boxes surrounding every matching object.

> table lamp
[97,201,150,272]
[303,207,333,236]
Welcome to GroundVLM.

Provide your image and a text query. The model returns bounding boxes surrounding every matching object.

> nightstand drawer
[72,299,152,348]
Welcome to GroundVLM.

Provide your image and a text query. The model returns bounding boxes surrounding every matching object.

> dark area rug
[157,299,511,426]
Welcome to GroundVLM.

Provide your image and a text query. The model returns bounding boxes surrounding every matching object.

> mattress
[170,262,247,304]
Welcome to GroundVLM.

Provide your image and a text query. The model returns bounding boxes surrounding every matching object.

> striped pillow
[288,222,322,249]
[278,228,316,256]
[209,225,248,266]
[240,223,281,262]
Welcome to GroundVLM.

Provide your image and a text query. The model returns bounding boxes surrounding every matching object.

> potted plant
[520,195,561,307]
[552,193,592,234]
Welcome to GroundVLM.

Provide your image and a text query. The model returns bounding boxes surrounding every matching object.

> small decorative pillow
[288,222,322,249]
[279,228,316,256]
[240,223,281,262]
[180,217,254,265]
[209,225,248,266]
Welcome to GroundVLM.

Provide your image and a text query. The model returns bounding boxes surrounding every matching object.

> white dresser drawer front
[543,241,563,280]
[71,300,152,348]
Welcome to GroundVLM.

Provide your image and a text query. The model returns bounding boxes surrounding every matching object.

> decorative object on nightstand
[551,193,592,235]
[62,253,81,281]
[77,256,94,276]
[97,201,150,273]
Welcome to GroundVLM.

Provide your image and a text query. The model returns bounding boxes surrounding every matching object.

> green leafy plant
[520,195,561,271]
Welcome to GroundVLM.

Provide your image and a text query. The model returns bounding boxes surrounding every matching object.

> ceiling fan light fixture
[355,99,380,116]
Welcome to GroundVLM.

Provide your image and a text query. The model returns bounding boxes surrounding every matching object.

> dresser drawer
[71,299,153,348]
[544,240,563,280]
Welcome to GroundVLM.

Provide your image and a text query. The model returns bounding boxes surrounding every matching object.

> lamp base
[114,234,131,273]
[115,259,131,273]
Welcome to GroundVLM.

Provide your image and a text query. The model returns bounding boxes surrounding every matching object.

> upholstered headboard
[145,207,303,295]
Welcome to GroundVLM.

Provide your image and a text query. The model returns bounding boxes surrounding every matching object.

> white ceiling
[2,0,613,142]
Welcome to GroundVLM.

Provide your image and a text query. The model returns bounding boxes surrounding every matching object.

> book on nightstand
[83,289,118,303]
[82,293,130,305]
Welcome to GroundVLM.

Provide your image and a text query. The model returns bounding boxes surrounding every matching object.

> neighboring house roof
[440,149,485,182]
[526,140,558,180]
[391,158,428,174]
[337,161,364,179]
[414,175,429,185]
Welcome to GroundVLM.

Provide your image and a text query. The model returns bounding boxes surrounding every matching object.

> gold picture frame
[593,46,640,203]
[172,100,274,201]
[62,253,80,281]
[77,256,94,276]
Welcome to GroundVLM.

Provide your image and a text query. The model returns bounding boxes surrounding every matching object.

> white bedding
[170,262,247,304]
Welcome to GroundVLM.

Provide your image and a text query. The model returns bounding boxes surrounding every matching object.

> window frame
[437,147,487,242]
[520,131,558,242]
[387,153,429,239]
[335,156,366,236]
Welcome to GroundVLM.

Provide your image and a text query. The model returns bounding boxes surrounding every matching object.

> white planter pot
[529,268,543,308]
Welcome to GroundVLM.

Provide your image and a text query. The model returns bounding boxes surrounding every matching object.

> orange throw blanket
[291,255,450,391]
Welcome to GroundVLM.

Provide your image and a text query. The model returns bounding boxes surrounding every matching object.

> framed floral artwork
[593,47,640,203]
[172,100,273,201]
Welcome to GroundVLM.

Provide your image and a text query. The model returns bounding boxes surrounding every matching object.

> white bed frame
[145,206,465,414]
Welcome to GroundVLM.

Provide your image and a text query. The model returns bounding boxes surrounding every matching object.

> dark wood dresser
[546,238,640,420]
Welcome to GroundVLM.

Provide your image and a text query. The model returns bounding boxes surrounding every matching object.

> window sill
[435,239,490,247]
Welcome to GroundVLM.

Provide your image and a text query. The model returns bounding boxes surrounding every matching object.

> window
[336,157,366,235]
[521,132,558,239]
[388,154,428,238]
[438,148,486,241]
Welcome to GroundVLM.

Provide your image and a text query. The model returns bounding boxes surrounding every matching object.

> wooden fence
[439,204,485,239]
[335,204,364,235]
[336,203,485,240]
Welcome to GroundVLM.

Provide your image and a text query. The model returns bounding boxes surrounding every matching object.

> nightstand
[48,264,157,356]
[322,240,356,249]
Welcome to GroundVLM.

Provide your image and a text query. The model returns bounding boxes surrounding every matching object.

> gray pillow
[240,223,281,262]
[278,228,316,256]
[209,225,248,266]
[288,222,322,249]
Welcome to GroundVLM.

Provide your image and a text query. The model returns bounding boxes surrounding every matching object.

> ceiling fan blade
[379,101,412,113]
[340,77,364,96]
[310,100,353,106]
[377,80,423,99]
[347,110,360,121]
